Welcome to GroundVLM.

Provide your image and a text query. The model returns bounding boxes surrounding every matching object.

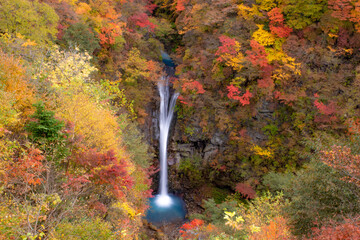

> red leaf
[235,182,256,199]
[182,80,205,94]
[215,35,238,62]
[246,40,268,68]
[129,13,156,32]
[227,85,253,106]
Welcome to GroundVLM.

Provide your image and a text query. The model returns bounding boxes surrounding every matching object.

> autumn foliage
[328,0,360,31]
[99,23,122,46]
[0,51,34,123]
[215,35,244,71]
[176,0,189,12]
[311,216,360,240]
[250,217,292,240]
[182,80,206,94]
[314,94,339,123]
[179,219,205,239]
[246,40,268,68]
[0,0,154,238]
[129,13,156,31]
[268,8,293,38]
[3,0,360,238]
[320,145,360,186]
[227,85,253,106]
[4,148,45,188]
[235,182,256,199]
[216,35,239,61]
[73,148,134,198]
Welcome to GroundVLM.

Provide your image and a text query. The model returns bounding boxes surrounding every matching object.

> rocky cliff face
[143,85,279,195]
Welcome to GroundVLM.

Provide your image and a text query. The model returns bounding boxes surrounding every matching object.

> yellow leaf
[252,145,273,158]
[236,216,244,223]
[256,0,276,11]
[224,211,236,217]
[252,25,276,46]
[238,4,262,19]
[250,224,261,233]
[16,33,24,39]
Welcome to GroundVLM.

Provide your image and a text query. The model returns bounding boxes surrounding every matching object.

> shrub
[50,218,116,240]
[224,192,290,238]
[62,22,100,54]
[264,161,360,237]
[311,216,360,240]
[0,0,58,43]
[192,198,238,226]
[178,155,203,187]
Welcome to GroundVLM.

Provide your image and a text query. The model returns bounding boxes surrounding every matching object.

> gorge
[1,0,360,238]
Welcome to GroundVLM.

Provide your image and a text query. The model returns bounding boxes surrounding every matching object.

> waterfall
[156,77,179,206]
[145,53,186,225]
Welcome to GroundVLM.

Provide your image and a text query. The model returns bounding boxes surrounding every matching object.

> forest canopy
[0,0,360,239]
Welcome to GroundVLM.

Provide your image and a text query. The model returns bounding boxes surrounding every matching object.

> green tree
[0,0,59,43]
[26,102,64,142]
[264,161,360,237]
[62,22,100,54]
[282,0,328,29]
[25,101,69,164]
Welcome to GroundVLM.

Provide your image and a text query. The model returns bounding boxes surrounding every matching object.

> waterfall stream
[145,52,186,225]
[157,77,179,206]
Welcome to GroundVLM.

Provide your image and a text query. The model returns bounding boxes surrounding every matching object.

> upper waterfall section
[161,50,176,67]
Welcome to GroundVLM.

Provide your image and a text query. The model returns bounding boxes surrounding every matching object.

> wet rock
[204,149,218,162]
[203,144,218,162]
[188,126,206,142]
[203,144,217,153]
[256,100,276,121]
[153,119,159,141]
[175,152,181,165]
[180,151,190,158]
[168,156,176,166]
[247,127,267,142]
[176,143,194,158]
[177,143,192,152]
[210,131,227,146]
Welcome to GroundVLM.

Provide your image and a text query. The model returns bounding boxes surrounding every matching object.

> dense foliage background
[0,0,360,239]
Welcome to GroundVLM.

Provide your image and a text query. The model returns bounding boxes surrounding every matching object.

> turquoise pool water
[145,194,186,225]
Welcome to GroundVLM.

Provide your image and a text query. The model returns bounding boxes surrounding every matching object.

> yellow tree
[0,51,34,129]
[36,47,150,232]
[36,47,126,155]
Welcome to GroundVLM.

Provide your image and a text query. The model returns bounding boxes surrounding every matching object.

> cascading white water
[156,77,179,207]
[145,54,186,225]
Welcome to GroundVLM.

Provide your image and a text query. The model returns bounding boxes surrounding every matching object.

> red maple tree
[227,85,253,106]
